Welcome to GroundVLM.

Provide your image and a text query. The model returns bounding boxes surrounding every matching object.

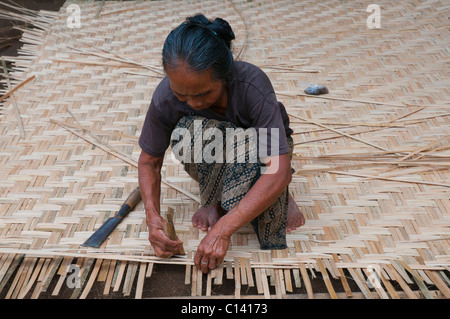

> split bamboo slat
[0,0,449,299]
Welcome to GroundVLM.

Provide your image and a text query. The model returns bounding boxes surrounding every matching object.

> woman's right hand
[147,212,183,258]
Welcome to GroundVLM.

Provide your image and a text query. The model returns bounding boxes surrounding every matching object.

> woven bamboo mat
[0,0,449,299]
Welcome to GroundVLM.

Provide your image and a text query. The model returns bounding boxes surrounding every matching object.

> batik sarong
[171,115,293,249]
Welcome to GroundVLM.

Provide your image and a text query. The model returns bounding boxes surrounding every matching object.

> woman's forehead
[167,65,218,95]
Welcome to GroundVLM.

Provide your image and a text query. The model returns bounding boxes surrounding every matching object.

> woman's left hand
[194,221,231,273]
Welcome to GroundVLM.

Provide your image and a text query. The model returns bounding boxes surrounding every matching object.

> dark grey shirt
[139,61,293,157]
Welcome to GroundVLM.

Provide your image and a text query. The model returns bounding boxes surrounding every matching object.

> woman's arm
[194,153,292,272]
[138,150,183,257]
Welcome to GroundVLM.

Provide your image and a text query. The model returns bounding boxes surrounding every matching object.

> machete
[82,187,142,248]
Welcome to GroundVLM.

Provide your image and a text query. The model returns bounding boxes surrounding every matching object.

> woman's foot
[192,204,225,231]
[287,194,305,232]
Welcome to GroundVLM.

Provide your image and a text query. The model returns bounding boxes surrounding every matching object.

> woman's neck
[210,86,228,116]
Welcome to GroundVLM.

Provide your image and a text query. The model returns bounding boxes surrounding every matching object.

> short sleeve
[139,100,172,157]
[249,93,290,157]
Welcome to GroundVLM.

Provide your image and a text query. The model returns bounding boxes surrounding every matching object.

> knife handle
[117,187,142,218]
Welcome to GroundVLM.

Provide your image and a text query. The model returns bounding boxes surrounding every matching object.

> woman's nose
[187,98,202,109]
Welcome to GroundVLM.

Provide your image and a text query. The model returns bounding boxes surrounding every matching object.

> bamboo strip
[73,258,96,299]
[17,257,44,298]
[206,271,212,296]
[333,254,352,297]
[279,92,410,108]
[299,263,314,299]
[80,258,102,299]
[234,257,241,299]
[329,170,450,188]
[425,270,450,299]
[289,113,391,152]
[51,257,73,296]
[1,58,25,138]
[316,258,338,299]
[384,264,417,299]
[113,260,126,292]
[103,259,116,295]
[51,119,201,203]
[0,74,35,103]
[135,262,147,299]
[123,262,138,296]
[191,264,197,296]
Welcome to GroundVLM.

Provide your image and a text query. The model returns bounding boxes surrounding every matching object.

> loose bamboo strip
[197,268,202,297]
[80,258,102,299]
[299,263,314,299]
[51,257,73,296]
[0,74,35,103]
[97,259,110,282]
[234,257,241,299]
[329,170,450,188]
[70,258,94,299]
[332,254,352,297]
[279,92,410,108]
[213,263,224,285]
[185,251,192,285]
[1,58,25,138]
[388,107,425,123]
[6,257,33,299]
[191,264,197,296]
[294,126,390,146]
[378,268,400,299]
[424,270,450,299]
[17,257,44,298]
[135,262,147,299]
[68,45,164,76]
[273,268,283,299]
[51,119,201,203]
[316,258,338,299]
[239,257,247,286]
[225,0,247,61]
[30,258,52,298]
[0,254,22,292]
[399,135,450,161]
[94,0,105,18]
[123,262,138,297]
[103,259,116,295]
[289,113,391,152]
[291,120,405,128]
[112,260,126,292]
[206,271,212,296]
[99,4,149,17]
[51,58,138,68]
[399,260,434,299]
[146,262,154,278]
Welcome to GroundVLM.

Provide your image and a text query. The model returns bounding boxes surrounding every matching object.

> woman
[138,14,304,273]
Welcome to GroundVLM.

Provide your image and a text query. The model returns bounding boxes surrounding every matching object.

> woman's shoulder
[233,61,274,95]
[152,77,174,105]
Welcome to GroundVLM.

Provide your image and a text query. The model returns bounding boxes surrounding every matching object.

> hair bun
[186,14,235,49]
[210,18,235,47]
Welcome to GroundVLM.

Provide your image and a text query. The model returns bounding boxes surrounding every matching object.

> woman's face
[166,64,226,111]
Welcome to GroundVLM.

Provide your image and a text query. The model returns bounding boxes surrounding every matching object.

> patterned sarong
[171,115,293,249]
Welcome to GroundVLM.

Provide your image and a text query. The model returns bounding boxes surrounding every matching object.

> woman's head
[162,14,235,83]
